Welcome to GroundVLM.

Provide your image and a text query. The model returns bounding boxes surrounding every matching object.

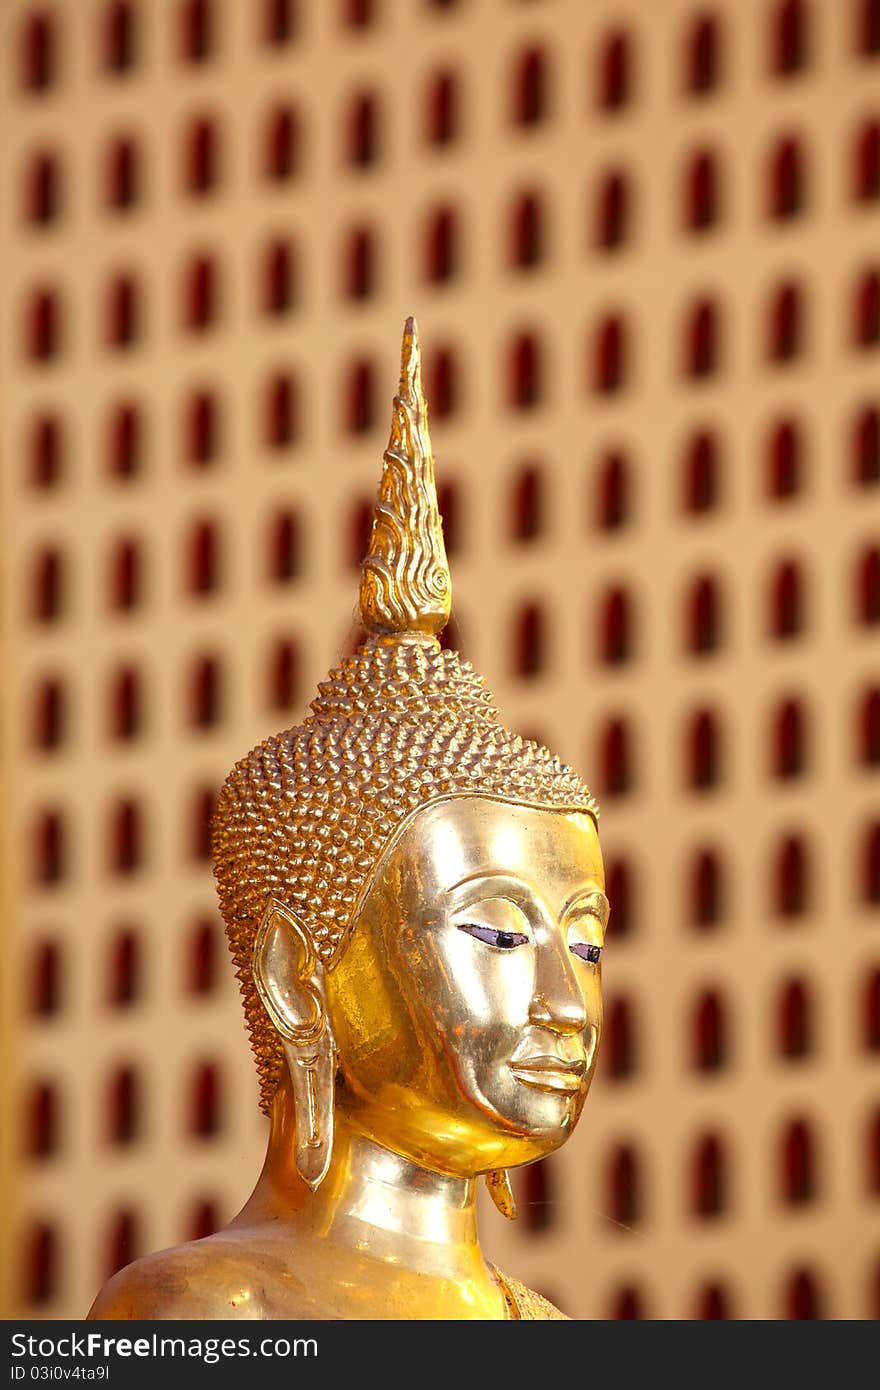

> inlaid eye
[457,923,529,950]
[570,942,602,964]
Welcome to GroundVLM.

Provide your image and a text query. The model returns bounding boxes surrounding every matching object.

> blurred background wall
[1,0,879,1321]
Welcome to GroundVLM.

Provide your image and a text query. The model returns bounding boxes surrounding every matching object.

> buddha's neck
[307,1125,481,1259]
[243,1085,492,1290]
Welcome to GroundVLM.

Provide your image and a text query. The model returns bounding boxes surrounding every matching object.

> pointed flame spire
[359,317,452,639]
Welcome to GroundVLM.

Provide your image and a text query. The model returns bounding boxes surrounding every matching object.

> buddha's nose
[528,945,588,1035]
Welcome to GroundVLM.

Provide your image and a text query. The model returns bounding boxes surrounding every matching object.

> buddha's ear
[253,899,336,1191]
[254,898,327,1043]
[485,1169,517,1221]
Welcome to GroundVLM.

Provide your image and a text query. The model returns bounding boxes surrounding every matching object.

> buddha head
[212,320,605,1206]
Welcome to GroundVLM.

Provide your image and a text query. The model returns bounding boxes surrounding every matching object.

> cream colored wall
[1,0,878,1319]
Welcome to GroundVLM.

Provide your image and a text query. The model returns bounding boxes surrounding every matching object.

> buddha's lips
[507,1056,586,1093]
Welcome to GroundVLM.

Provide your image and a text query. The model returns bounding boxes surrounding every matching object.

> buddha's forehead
[382,795,603,905]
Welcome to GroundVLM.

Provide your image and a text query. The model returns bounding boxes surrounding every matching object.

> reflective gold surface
[359,318,452,639]
[209,319,597,1123]
[90,798,603,1320]
[88,321,604,1320]
[328,799,605,1178]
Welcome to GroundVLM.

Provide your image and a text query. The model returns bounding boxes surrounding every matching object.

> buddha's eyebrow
[445,870,533,899]
[446,872,609,923]
[563,888,610,923]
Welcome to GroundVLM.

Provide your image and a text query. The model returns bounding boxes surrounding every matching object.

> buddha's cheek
[399,937,578,1139]
[327,920,428,1098]
[402,931,529,1061]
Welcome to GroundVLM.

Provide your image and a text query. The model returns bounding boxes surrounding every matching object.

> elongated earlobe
[485,1169,517,1220]
[253,898,336,1191]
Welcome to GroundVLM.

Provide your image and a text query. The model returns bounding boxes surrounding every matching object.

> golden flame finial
[358,317,452,639]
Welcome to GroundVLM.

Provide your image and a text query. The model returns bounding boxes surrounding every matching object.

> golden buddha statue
[89,319,607,1321]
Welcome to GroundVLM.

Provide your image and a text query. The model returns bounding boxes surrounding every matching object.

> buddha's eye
[457,923,529,950]
[570,942,602,965]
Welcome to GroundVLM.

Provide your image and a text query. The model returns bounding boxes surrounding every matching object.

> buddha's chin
[465,1073,587,1158]
[495,1087,583,1144]
[339,1075,584,1177]
[491,1054,588,1117]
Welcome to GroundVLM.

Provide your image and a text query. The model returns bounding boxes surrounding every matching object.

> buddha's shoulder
[87,1231,317,1321]
[493,1267,570,1321]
